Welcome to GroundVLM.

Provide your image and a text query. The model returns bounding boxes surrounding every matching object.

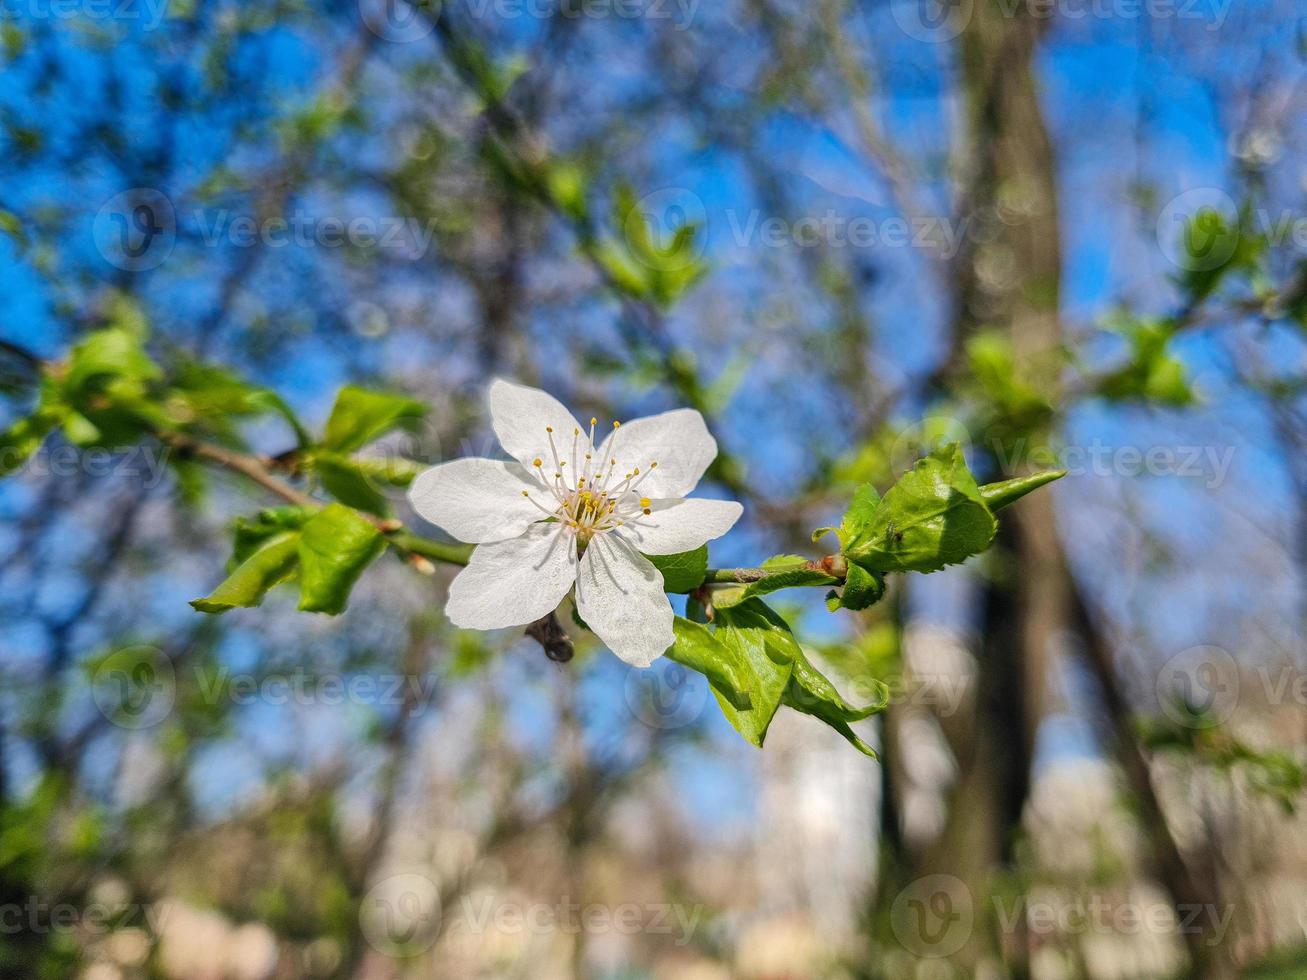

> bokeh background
[2,0,1307,977]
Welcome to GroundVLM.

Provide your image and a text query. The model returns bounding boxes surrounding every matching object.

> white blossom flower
[408,379,742,666]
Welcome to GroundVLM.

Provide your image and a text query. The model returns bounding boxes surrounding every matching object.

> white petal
[408,458,547,544]
[617,498,743,556]
[595,409,716,499]
[445,523,577,629]
[577,533,674,668]
[488,378,584,470]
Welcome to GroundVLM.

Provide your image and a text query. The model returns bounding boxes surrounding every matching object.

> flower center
[520,417,657,547]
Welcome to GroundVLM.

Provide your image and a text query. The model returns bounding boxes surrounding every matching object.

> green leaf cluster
[649,446,1059,758]
[839,444,997,574]
[305,386,428,515]
[192,504,386,616]
[1175,204,1267,305]
[0,298,310,479]
[964,332,1056,453]
[666,599,885,755]
[834,444,1062,579]
[1095,314,1195,406]
[590,185,707,308]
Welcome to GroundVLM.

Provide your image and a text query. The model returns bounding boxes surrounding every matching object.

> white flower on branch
[408,380,742,666]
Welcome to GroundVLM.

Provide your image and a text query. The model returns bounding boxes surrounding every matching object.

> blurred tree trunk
[912,4,1067,973]
[929,3,1232,977]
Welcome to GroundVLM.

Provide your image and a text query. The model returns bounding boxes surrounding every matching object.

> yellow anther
[590,417,597,426]
[613,420,621,428]
[633,467,640,475]
[639,497,650,509]
[642,508,652,516]
[533,457,542,467]
[522,491,529,497]
[649,461,658,468]
[546,426,553,433]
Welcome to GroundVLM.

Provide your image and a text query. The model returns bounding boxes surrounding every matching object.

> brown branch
[158,430,317,509]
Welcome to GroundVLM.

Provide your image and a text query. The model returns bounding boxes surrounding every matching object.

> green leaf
[65,327,159,397]
[842,444,997,574]
[814,483,881,545]
[713,554,839,610]
[169,362,311,446]
[62,411,101,447]
[782,646,887,758]
[345,455,425,488]
[840,484,880,543]
[231,507,311,564]
[544,159,589,221]
[315,454,391,516]
[0,409,61,475]
[1175,206,1265,304]
[0,209,25,247]
[646,545,708,593]
[709,600,798,747]
[825,562,885,612]
[979,469,1066,512]
[191,533,300,613]
[322,386,426,453]
[296,504,387,615]
[965,332,1054,429]
[665,617,749,710]
[1097,316,1195,407]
